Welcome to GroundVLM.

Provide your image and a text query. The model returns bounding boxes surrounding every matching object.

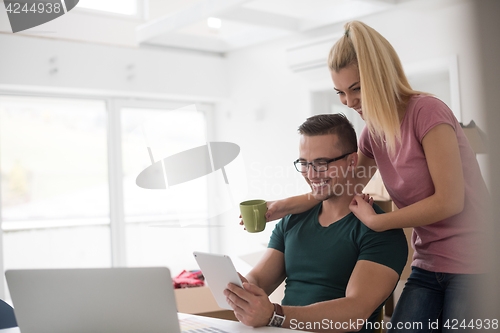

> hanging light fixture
[207,17,222,32]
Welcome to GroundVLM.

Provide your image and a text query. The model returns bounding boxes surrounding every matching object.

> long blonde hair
[328,21,426,156]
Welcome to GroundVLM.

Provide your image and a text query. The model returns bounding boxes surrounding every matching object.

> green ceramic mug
[240,199,267,233]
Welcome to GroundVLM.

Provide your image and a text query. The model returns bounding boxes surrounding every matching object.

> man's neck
[318,194,354,227]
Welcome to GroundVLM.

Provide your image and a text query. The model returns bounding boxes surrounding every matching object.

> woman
[262,21,489,332]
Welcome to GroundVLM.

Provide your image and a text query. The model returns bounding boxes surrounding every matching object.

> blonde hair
[328,21,427,156]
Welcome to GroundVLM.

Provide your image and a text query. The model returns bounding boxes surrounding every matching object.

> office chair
[0,299,17,329]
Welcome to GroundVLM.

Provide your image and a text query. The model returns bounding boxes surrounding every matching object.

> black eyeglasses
[293,152,354,173]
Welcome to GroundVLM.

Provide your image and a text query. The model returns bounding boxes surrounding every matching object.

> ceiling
[137,0,404,54]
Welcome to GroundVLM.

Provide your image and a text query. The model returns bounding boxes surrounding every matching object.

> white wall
[215,0,490,257]
[0,3,142,47]
[213,35,314,256]
[0,33,228,101]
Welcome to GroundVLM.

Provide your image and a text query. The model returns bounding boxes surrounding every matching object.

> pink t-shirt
[359,95,489,274]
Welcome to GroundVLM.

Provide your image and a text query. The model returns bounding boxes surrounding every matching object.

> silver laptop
[6,267,181,333]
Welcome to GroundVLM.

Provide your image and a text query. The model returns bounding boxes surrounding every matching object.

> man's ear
[348,152,358,171]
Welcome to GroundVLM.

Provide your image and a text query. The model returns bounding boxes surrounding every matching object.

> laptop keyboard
[183,328,228,333]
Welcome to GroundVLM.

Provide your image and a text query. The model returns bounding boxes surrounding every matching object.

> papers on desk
[180,318,229,333]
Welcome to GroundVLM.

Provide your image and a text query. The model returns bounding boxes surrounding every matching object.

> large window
[0,95,111,276]
[0,95,212,299]
[121,104,210,272]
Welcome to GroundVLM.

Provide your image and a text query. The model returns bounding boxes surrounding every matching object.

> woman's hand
[264,200,288,222]
[360,193,374,206]
[349,194,384,231]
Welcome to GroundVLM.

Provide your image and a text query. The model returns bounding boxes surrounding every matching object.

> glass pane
[121,105,208,219]
[3,226,111,269]
[126,223,208,274]
[78,0,138,16]
[121,105,210,274]
[0,95,111,270]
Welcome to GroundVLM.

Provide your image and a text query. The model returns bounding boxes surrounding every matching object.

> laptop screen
[6,267,181,333]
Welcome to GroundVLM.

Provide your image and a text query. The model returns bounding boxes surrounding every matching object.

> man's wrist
[267,303,286,327]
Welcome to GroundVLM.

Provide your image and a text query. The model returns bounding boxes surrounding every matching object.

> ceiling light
[207,17,222,30]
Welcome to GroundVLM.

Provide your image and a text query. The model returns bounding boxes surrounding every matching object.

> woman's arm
[350,123,465,231]
[239,194,319,228]
[264,194,319,222]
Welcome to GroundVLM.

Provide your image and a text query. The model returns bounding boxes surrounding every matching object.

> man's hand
[224,282,275,327]
[349,194,384,231]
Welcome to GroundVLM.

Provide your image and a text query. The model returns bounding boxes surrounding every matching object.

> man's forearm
[244,249,287,296]
[281,298,374,332]
[245,272,259,287]
[245,272,283,296]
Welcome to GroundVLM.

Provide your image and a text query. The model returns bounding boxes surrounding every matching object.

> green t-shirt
[268,202,408,332]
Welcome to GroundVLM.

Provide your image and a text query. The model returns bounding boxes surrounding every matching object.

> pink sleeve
[359,125,374,159]
[413,97,457,143]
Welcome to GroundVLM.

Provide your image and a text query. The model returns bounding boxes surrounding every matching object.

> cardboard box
[461,121,487,154]
[174,287,237,321]
[373,196,392,213]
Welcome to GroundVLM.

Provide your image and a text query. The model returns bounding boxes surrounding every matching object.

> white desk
[179,313,305,332]
[0,313,305,332]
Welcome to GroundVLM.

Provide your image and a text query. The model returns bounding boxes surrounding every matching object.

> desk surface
[179,313,305,332]
[0,313,305,332]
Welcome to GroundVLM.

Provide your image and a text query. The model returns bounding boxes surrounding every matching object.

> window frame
[110,98,215,268]
[0,90,216,300]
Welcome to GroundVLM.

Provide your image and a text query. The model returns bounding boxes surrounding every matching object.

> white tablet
[193,251,244,310]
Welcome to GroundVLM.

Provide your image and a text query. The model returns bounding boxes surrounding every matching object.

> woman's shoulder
[408,94,455,122]
[406,94,458,140]
[409,94,448,110]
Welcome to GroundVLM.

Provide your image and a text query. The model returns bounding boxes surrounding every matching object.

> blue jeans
[388,267,478,333]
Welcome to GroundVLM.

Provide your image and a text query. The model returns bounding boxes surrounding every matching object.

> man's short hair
[298,114,358,154]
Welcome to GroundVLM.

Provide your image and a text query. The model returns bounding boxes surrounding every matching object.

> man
[225,114,408,332]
